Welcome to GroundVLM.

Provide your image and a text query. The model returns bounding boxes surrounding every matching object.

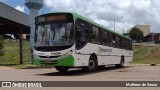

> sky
[0,0,160,34]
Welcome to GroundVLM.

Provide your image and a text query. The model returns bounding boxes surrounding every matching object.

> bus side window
[119,38,122,48]
[112,34,116,47]
[128,40,130,50]
[122,39,126,49]
[105,31,109,46]
[115,36,119,48]
[99,29,103,45]
[90,26,99,44]
[99,29,106,45]
[116,36,121,48]
[127,40,131,50]
[76,26,89,50]
[129,41,132,50]
[108,32,112,46]
[130,41,132,50]
[126,40,129,50]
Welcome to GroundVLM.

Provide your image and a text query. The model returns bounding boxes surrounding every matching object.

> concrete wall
[127,25,150,37]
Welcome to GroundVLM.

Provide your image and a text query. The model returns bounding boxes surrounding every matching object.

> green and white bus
[33,12,133,72]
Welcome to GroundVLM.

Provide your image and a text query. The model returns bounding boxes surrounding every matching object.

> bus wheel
[115,56,124,68]
[83,56,98,72]
[55,66,69,72]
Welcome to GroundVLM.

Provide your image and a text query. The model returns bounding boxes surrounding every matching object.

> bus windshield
[35,22,74,47]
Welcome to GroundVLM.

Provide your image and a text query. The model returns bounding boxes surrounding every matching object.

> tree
[0,35,4,55]
[129,27,144,42]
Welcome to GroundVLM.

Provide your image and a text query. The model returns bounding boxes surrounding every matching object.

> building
[125,24,160,42]
[144,33,160,42]
[0,2,30,34]
[127,25,150,37]
[0,2,30,63]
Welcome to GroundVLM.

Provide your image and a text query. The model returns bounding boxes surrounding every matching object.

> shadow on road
[38,66,133,76]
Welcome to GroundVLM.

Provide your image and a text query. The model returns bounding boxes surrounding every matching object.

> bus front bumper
[32,55,74,67]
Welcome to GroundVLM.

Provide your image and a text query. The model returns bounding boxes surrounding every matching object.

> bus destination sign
[37,15,67,23]
[47,15,66,21]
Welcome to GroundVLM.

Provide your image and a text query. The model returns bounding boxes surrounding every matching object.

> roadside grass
[0,40,32,68]
[131,44,160,64]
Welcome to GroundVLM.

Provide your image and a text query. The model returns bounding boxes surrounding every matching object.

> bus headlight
[60,50,73,58]
[67,50,73,55]
[68,49,74,55]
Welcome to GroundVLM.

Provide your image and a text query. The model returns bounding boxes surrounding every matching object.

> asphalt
[0,64,160,90]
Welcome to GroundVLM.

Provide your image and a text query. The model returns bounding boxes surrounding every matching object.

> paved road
[0,64,160,90]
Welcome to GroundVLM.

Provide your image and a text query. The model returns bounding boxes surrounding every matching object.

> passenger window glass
[90,26,99,44]
[126,40,129,49]
[122,39,126,49]
[76,26,89,50]
[112,34,116,47]
[116,36,121,48]
[130,41,132,50]
[101,30,109,46]
[108,33,112,46]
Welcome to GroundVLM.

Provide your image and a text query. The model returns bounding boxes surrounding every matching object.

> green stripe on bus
[32,55,74,67]
[56,55,74,67]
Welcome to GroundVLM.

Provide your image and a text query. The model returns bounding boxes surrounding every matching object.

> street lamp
[114,17,123,31]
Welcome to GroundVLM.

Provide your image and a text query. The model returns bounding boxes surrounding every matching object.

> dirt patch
[0,66,15,70]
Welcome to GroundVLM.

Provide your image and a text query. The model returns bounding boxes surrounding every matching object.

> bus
[33,12,133,72]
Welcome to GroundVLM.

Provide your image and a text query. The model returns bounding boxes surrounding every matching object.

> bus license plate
[45,60,52,64]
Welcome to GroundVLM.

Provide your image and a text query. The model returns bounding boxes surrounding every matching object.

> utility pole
[19,26,23,64]
[113,17,123,32]
[114,19,115,31]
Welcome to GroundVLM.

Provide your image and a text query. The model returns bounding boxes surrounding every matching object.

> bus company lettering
[98,47,112,53]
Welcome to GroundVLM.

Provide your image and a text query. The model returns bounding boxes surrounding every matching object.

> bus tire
[55,66,69,72]
[83,56,98,72]
[115,56,124,68]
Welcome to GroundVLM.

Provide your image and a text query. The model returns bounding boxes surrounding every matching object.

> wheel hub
[89,60,95,69]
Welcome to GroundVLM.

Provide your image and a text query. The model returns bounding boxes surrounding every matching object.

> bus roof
[38,12,132,41]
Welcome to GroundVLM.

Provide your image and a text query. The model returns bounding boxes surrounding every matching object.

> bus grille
[40,60,57,64]
[39,56,59,58]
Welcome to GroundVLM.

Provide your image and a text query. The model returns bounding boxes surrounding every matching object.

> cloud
[44,0,160,33]
[15,5,25,13]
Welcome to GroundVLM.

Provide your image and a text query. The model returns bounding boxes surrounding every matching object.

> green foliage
[0,35,5,55]
[129,27,144,42]
[0,40,30,64]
